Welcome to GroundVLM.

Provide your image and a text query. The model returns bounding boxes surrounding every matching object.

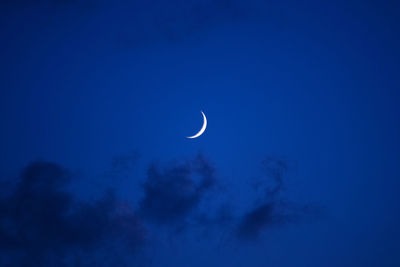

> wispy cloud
[236,157,323,240]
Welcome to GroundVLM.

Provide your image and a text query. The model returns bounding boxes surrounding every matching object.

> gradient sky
[1,1,400,266]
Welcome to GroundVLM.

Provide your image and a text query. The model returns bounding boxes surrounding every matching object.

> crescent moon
[187,111,207,139]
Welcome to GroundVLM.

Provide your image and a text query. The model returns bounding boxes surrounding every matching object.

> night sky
[1,1,400,266]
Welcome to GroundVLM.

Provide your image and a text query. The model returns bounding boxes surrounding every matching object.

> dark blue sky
[1,1,399,266]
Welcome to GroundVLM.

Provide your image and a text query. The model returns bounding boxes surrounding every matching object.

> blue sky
[1,1,400,266]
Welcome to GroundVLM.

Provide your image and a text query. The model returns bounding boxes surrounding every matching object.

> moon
[187,111,207,139]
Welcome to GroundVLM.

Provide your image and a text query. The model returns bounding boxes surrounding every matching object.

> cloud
[0,155,322,265]
[261,157,288,196]
[138,154,216,225]
[237,203,283,240]
[236,157,322,241]
[0,162,146,266]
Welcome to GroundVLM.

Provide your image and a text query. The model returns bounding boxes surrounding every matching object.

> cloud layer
[0,155,320,266]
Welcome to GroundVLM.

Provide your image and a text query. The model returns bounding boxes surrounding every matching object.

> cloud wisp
[236,157,322,241]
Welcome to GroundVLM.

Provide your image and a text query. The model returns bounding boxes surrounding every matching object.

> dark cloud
[236,200,322,241]
[237,203,284,240]
[138,154,216,225]
[261,157,288,196]
[237,158,322,241]
[0,162,146,266]
[0,155,321,265]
